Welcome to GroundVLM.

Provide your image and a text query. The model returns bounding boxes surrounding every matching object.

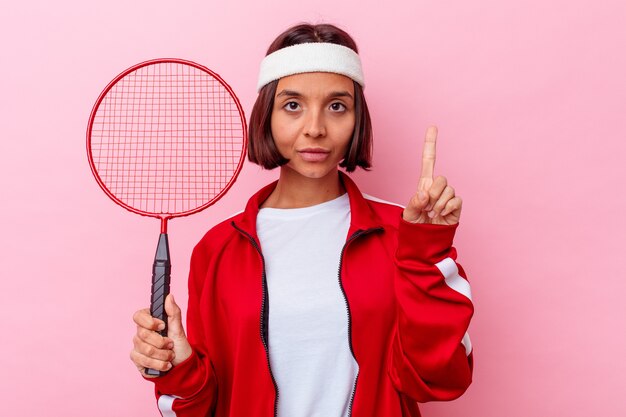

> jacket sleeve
[147,244,218,416]
[387,219,474,402]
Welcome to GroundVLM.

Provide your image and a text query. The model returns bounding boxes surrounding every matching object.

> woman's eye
[284,101,300,111]
[330,102,346,112]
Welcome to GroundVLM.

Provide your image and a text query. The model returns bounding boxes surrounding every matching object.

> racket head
[86,58,247,220]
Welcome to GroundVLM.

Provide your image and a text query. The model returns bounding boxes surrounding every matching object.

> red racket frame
[86,58,248,233]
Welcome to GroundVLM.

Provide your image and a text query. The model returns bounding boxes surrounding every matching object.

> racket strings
[90,62,244,215]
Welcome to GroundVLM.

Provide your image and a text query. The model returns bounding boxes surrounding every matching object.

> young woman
[130,23,473,417]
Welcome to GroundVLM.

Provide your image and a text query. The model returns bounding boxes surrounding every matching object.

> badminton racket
[86,58,247,376]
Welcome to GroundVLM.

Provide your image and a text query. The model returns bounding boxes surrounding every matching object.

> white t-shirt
[256,193,358,417]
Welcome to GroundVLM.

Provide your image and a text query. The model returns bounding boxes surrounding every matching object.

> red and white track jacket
[148,172,474,417]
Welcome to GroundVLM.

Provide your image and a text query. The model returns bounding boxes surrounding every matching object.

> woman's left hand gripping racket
[87,58,247,376]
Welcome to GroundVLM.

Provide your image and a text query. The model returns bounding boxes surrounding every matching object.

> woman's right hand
[130,294,193,378]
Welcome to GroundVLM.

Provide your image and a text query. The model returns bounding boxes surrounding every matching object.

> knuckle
[145,357,159,370]
[434,199,447,210]
[145,345,156,357]
[139,331,157,348]
[132,310,143,324]
[152,332,165,345]
[141,356,153,369]
[137,327,150,339]
[154,360,170,371]
[133,309,149,324]
[130,350,145,367]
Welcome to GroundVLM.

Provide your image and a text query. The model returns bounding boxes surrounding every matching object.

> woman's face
[270,72,356,181]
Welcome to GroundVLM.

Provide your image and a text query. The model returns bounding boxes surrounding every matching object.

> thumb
[415,189,429,210]
[403,189,429,223]
[164,294,193,366]
[164,294,186,339]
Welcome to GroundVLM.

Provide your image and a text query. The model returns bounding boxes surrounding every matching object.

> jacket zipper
[232,222,279,417]
[234,221,383,417]
[339,227,384,417]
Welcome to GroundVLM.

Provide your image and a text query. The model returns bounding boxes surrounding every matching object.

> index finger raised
[420,126,438,179]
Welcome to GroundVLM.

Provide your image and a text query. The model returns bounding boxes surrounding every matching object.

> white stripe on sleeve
[435,257,472,301]
[435,257,473,356]
[158,395,179,417]
[461,332,472,355]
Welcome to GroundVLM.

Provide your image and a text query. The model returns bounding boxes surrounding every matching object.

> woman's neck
[261,168,345,209]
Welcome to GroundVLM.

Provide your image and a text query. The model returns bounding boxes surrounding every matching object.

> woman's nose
[303,109,326,138]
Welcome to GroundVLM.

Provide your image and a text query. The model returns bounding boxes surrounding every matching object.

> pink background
[1,0,624,416]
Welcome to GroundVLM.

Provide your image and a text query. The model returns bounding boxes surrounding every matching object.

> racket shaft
[147,233,171,377]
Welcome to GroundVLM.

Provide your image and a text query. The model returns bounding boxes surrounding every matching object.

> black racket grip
[146,233,171,377]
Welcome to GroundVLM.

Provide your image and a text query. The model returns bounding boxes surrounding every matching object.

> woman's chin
[283,163,339,181]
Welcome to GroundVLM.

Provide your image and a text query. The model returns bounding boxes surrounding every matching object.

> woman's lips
[298,149,330,162]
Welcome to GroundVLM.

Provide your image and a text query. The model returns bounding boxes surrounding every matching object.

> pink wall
[1,0,624,416]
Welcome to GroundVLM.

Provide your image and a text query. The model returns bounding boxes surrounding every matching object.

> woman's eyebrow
[275,90,354,100]
[276,89,301,98]
[327,91,354,100]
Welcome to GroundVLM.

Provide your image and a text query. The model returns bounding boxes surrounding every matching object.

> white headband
[256,42,365,92]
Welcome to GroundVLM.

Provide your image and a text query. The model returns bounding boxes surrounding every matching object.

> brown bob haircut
[248,23,373,172]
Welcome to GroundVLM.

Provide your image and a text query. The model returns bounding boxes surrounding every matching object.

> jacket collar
[232,172,384,241]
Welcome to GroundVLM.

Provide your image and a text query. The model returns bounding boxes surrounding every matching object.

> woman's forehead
[275,72,354,96]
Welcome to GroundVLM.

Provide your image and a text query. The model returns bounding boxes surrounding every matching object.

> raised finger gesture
[402,126,462,225]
